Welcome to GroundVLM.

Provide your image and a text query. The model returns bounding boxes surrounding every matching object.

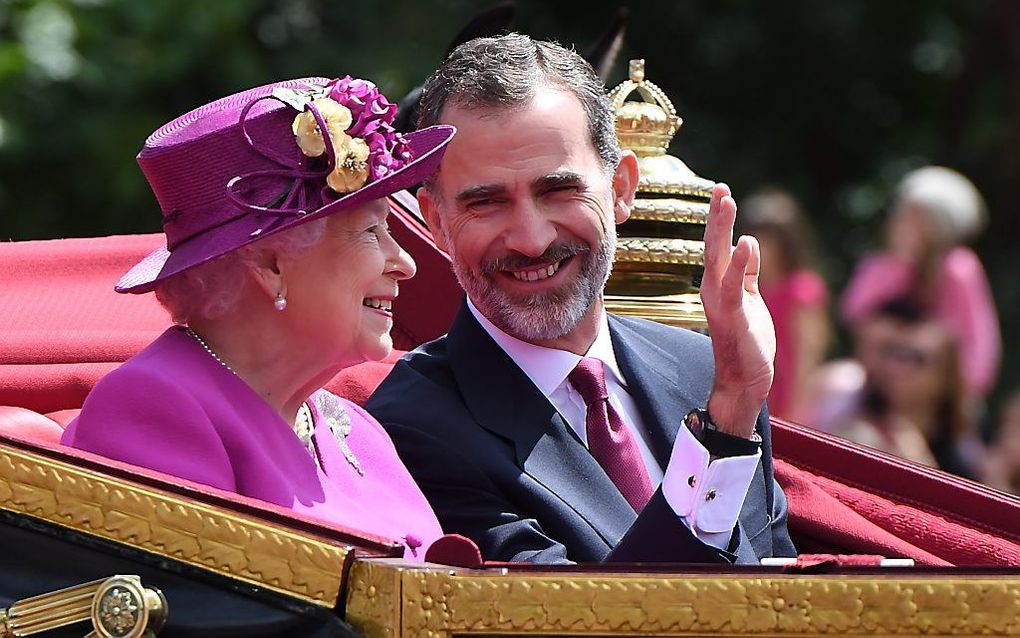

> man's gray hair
[416,33,621,184]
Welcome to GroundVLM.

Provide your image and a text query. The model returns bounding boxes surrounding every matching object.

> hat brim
[115,124,454,294]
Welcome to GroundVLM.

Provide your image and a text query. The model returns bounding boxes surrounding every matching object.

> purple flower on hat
[277,77,414,194]
[328,76,399,138]
[364,123,413,181]
[260,76,417,195]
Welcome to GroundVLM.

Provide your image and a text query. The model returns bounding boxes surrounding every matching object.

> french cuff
[662,423,761,533]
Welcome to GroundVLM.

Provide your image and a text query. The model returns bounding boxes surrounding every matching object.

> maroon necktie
[568,357,654,512]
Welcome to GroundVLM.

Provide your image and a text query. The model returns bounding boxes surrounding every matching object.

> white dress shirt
[467,299,760,550]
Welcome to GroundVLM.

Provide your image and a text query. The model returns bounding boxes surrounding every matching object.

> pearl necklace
[294,403,315,452]
[184,326,235,374]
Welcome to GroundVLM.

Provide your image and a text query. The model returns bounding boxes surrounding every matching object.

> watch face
[685,409,708,440]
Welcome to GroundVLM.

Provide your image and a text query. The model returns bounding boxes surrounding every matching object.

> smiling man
[366,33,796,563]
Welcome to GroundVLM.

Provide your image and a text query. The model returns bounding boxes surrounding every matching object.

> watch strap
[685,409,762,458]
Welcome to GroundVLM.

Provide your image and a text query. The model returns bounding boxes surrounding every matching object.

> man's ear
[417,185,449,252]
[612,151,639,225]
[247,248,285,303]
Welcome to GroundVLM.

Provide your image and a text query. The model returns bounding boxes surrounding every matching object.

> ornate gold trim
[345,559,406,638]
[0,443,348,607]
[346,565,1020,638]
[605,293,707,330]
[91,574,168,638]
[630,198,709,224]
[636,179,715,197]
[1,575,167,638]
[616,237,705,265]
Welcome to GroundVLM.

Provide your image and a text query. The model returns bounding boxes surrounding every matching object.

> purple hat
[116,76,454,294]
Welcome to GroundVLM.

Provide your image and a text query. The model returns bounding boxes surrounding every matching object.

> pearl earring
[274,292,287,311]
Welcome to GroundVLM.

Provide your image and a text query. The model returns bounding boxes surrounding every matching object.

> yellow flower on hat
[327,137,370,193]
[291,98,353,158]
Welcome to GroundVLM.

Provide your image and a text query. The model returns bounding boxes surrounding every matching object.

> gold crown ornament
[605,59,713,329]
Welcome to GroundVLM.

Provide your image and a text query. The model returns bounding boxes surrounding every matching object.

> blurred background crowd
[1,0,1018,494]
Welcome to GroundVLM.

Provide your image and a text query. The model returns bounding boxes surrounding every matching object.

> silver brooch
[314,392,364,476]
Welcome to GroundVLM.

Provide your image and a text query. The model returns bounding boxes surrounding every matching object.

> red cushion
[0,204,462,413]
[777,459,949,565]
[324,352,405,407]
[425,534,484,568]
[46,409,81,429]
[0,406,64,445]
[0,235,171,413]
[773,419,1020,565]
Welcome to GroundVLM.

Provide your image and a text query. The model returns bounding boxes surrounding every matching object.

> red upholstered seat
[44,409,81,429]
[0,406,65,445]
[325,356,405,407]
[0,234,171,414]
[3,223,1019,566]
[0,198,461,415]
[773,418,1020,565]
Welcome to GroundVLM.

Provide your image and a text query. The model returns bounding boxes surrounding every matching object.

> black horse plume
[393,1,516,132]
[392,2,629,133]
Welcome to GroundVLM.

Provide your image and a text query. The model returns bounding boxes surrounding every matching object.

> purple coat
[62,326,441,558]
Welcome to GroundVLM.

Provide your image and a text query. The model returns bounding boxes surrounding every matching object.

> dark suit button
[705,489,717,501]
[688,475,697,487]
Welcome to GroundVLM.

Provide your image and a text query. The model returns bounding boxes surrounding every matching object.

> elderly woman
[60,76,455,558]
[840,166,1001,399]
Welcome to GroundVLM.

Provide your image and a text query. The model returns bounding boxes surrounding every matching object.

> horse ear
[442,1,516,59]
[393,86,423,133]
[392,1,517,133]
[583,6,629,82]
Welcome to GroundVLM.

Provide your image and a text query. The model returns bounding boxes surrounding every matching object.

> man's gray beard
[450,232,616,342]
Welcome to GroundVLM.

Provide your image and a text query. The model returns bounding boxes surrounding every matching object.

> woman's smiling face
[282,198,416,368]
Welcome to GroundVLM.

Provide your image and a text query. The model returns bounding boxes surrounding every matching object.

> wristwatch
[684,408,762,458]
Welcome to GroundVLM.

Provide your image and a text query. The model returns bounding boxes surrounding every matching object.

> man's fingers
[743,235,761,295]
[720,236,751,309]
[704,183,735,280]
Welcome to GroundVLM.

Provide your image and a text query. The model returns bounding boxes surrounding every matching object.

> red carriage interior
[2,198,1018,567]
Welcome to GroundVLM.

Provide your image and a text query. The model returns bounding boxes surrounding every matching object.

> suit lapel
[608,315,704,469]
[446,303,636,548]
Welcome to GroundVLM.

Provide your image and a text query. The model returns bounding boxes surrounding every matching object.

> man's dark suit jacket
[367,303,796,564]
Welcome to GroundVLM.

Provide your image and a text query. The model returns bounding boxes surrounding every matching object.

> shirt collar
[467,297,627,398]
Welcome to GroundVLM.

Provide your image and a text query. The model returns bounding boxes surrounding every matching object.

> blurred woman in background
[819,300,983,478]
[740,188,829,422]
[841,166,1000,400]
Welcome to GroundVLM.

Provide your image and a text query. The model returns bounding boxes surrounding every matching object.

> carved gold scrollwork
[636,179,715,198]
[630,199,709,224]
[615,238,705,265]
[376,568,1020,638]
[344,560,405,638]
[0,444,347,607]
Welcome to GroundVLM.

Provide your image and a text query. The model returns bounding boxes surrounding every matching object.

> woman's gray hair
[894,166,987,245]
[155,218,327,324]
[416,33,621,184]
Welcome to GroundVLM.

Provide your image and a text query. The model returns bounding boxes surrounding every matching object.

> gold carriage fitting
[605,59,713,329]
